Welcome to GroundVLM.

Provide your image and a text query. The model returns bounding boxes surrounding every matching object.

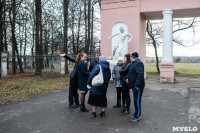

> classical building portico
[101,0,200,83]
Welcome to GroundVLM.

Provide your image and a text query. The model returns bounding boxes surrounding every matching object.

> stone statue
[109,27,133,60]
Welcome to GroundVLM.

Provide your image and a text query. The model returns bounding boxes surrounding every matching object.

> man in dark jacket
[89,52,101,72]
[126,52,145,122]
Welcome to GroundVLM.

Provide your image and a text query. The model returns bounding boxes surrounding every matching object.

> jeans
[68,77,79,105]
[122,81,131,111]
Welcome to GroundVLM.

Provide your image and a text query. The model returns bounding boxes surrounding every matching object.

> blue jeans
[122,81,131,111]
[69,77,79,105]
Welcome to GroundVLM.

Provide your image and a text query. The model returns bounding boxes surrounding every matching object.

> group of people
[60,51,145,122]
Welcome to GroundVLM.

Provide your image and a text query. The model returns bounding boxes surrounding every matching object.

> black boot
[92,112,96,118]
[122,99,126,109]
[113,99,121,108]
[80,105,89,112]
[100,111,105,117]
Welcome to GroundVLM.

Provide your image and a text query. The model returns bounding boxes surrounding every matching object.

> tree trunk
[10,0,23,74]
[63,0,69,74]
[84,0,87,52]
[153,42,160,73]
[76,8,81,54]
[23,17,27,67]
[72,9,75,54]
[35,0,42,75]
[90,6,94,55]
[0,0,3,76]
[86,0,91,53]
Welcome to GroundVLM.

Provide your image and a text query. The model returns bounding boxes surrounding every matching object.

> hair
[122,54,131,69]
[75,52,86,66]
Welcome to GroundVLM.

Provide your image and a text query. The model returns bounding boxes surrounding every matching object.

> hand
[59,54,65,57]
[135,87,139,90]
[126,79,129,84]
[87,85,91,89]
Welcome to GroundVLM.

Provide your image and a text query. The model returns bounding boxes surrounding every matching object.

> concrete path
[0,75,200,133]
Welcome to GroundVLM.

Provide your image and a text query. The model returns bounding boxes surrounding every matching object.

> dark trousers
[132,87,144,118]
[122,81,131,111]
[116,87,125,102]
[69,77,79,105]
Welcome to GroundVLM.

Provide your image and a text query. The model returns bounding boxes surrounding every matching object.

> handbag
[92,65,104,87]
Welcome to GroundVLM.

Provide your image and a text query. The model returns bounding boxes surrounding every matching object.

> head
[130,52,139,62]
[96,52,101,60]
[99,56,107,63]
[84,56,90,64]
[120,27,125,33]
[75,52,87,66]
[117,57,124,65]
[124,54,130,63]
[122,54,131,69]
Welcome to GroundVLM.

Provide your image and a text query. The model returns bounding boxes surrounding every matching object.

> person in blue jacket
[126,52,145,122]
[87,56,111,118]
[112,57,125,108]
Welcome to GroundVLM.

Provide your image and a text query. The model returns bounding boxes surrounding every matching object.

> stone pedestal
[160,9,174,83]
[160,63,174,83]
[1,52,9,79]
[60,57,65,75]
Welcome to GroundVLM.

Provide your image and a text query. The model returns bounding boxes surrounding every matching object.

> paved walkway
[0,75,200,133]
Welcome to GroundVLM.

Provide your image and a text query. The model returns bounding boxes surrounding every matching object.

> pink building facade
[101,0,200,83]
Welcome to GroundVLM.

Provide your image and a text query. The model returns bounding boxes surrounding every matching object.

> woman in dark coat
[77,53,90,112]
[120,54,132,114]
[60,54,79,108]
[87,56,111,118]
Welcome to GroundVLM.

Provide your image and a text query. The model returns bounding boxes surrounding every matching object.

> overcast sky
[146,19,200,57]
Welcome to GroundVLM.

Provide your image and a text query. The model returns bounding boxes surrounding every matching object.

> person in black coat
[120,54,132,114]
[89,52,101,72]
[87,56,111,118]
[59,53,90,109]
[126,52,145,122]
[60,53,79,108]
[77,53,90,112]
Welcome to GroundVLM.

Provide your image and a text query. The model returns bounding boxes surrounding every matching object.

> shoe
[92,112,96,118]
[113,99,121,108]
[121,109,130,115]
[80,106,89,112]
[131,114,136,118]
[100,112,105,117]
[69,104,78,108]
[130,116,142,122]
[76,103,80,106]
[113,104,121,108]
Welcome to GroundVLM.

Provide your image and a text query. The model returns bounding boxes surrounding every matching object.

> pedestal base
[160,63,174,83]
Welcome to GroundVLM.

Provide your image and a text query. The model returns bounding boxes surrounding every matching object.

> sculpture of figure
[109,27,133,59]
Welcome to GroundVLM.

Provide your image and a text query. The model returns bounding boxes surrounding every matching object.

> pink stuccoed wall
[101,0,200,82]
[101,0,146,63]
[140,0,200,12]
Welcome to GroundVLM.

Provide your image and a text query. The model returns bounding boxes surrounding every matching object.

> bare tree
[146,18,198,73]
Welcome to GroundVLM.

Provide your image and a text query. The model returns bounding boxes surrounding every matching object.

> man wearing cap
[126,52,145,122]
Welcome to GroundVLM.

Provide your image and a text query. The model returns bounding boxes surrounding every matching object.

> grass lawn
[0,74,69,106]
[146,63,200,76]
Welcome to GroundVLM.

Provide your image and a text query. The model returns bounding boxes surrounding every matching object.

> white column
[60,57,65,75]
[1,52,8,79]
[162,10,173,63]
